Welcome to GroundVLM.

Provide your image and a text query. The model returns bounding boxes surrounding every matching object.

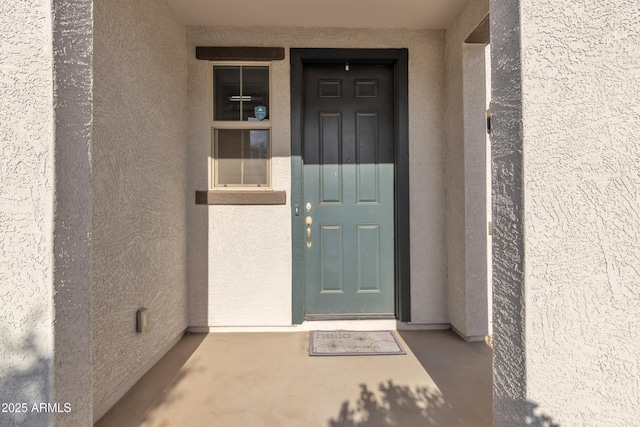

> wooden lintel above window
[196,46,285,61]
[196,190,286,205]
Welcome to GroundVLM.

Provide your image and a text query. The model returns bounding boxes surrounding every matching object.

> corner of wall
[489,1,527,425]
[443,0,490,340]
[52,0,95,420]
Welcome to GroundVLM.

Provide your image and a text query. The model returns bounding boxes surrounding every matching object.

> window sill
[195,190,286,205]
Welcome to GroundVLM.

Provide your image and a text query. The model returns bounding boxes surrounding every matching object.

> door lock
[305,202,312,212]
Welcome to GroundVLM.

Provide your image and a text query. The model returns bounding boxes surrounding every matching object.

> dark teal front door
[303,63,395,318]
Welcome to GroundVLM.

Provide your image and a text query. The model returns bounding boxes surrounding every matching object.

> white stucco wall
[462,42,490,338]
[1,0,94,425]
[187,27,447,326]
[485,44,492,336]
[492,0,640,425]
[92,0,188,419]
[444,0,490,339]
[520,0,640,424]
[0,1,55,425]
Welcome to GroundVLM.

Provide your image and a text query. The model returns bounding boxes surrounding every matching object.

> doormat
[309,331,406,356]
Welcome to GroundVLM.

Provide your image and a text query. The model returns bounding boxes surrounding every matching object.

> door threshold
[301,318,399,331]
[304,314,396,321]
[188,321,450,334]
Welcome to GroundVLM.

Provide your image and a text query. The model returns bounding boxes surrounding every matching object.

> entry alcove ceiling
[167,0,467,29]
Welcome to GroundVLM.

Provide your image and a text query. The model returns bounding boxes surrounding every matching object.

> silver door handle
[305,216,313,248]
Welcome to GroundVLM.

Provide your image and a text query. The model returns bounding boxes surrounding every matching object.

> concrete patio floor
[95,329,492,427]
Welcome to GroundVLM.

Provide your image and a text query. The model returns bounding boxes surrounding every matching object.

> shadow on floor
[398,329,493,426]
[396,330,559,427]
[329,380,460,427]
[96,330,505,426]
[95,332,207,427]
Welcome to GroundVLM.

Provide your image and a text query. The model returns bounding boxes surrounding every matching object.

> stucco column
[491,0,640,425]
[0,1,57,425]
[0,0,93,425]
[52,0,93,425]
[444,0,491,342]
[462,42,490,339]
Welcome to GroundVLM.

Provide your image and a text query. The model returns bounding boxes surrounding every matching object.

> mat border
[309,330,407,356]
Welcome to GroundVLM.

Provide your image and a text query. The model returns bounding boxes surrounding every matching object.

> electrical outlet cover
[137,308,149,333]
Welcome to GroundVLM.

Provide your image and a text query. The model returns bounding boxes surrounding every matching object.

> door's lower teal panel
[357,225,380,292]
[320,226,343,293]
[303,164,395,315]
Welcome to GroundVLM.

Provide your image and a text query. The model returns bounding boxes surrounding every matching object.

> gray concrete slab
[96,330,492,427]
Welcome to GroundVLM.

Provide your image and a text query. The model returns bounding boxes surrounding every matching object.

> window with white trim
[210,62,271,188]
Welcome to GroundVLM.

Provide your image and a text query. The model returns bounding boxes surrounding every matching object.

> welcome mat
[309,331,406,356]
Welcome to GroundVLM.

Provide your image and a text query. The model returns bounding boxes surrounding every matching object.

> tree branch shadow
[329,381,562,427]
[524,401,561,427]
[0,310,51,427]
[328,380,462,427]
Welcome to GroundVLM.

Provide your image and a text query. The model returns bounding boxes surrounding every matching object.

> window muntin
[211,62,271,188]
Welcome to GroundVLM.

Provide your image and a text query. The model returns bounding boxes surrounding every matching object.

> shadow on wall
[524,401,561,427]
[0,321,51,427]
[328,381,561,427]
[495,400,562,427]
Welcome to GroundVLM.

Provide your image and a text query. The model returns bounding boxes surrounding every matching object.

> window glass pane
[216,129,243,184]
[243,130,268,184]
[214,66,241,121]
[242,67,269,121]
[215,129,269,186]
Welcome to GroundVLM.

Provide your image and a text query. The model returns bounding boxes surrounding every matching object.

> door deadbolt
[305,202,312,212]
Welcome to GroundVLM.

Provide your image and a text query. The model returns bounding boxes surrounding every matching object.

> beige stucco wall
[444,0,490,339]
[51,0,94,424]
[492,0,640,425]
[1,0,94,424]
[92,0,188,419]
[520,0,640,424]
[187,27,448,326]
[0,1,55,425]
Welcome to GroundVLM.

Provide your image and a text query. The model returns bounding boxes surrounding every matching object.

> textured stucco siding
[462,42,489,338]
[520,0,640,424]
[0,1,55,425]
[52,0,94,425]
[0,0,94,425]
[492,0,640,425]
[188,27,447,326]
[444,0,490,339]
[490,1,527,424]
[92,0,188,418]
